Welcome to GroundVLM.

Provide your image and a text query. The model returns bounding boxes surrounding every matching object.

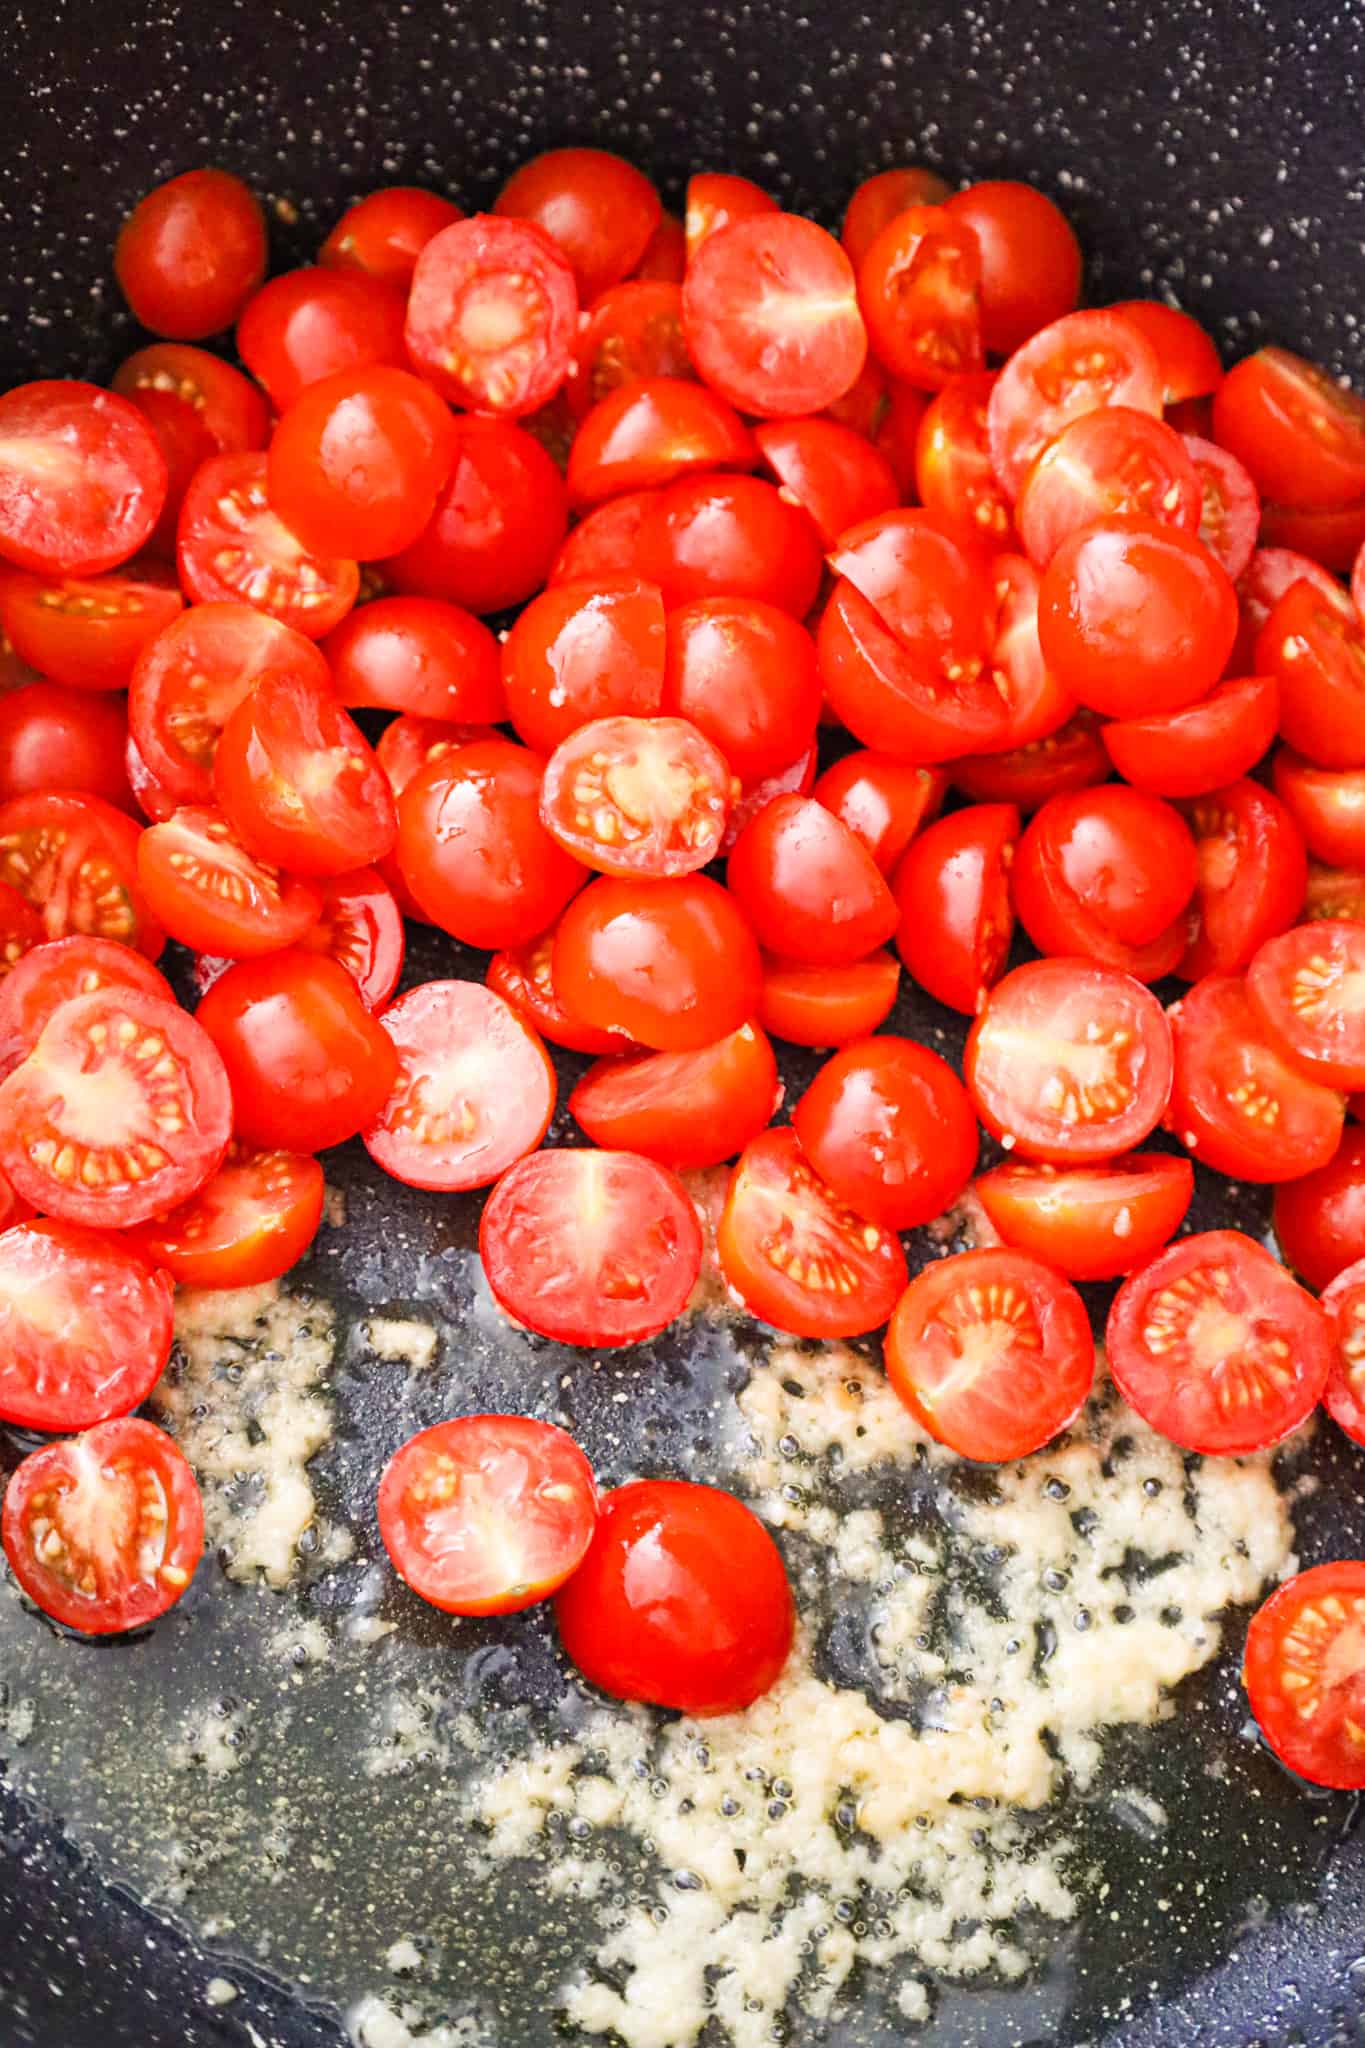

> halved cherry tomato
[0,881,41,982]
[727,793,898,967]
[794,1033,977,1229]
[1183,433,1260,581]
[375,715,495,800]
[942,181,1081,356]
[136,806,322,958]
[379,1415,598,1617]
[913,372,1013,548]
[1256,580,1365,769]
[384,415,568,615]
[1166,973,1345,1182]
[1273,1128,1365,1291]
[1261,496,1365,574]
[111,384,213,559]
[297,867,404,1010]
[684,172,778,260]
[556,1477,793,1715]
[113,342,271,457]
[1248,920,1365,1091]
[1273,751,1365,869]
[405,215,579,416]
[124,736,179,823]
[639,472,823,615]
[554,873,760,1052]
[268,366,457,561]
[966,958,1173,1163]
[662,597,820,783]
[1178,780,1307,979]
[482,1146,701,1346]
[986,552,1076,749]
[813,753,943,874]
[1243,1562,1365,1790]
[634,211,687,283]
[719,740,819,855]
[323,595,504,724]
[571,1022,780,1169]
[320,185,463,288]
[872,377,930,495]
[1306,861,1365,922]
[886,1246,1094,1462]
[364,979,555,1192]
[893,801,1018,1014]
[197,951,398,1154]
[718,1125,908,1339]
[486,924,631,1056]
[0,562,183,692]
[540,714,734,878]
[976,1151,1193,1282]
[502,576,666,754]
[1014,407,1201,568]
[2,1416,203,1635]
[1232,545,1351,674]
[0,790,164,955]
[496,147,661,301]
[857,206,982,391]
[1212,348,1365,510]
[0,381,167,577]
[0,987,230,1226]
[566,281,693,421]
[1107,1229,1331,1454]
[237,266,409,413]
[987,311,1162,499]
[178,452,359,639]
[1102,675,1278,798]
[841,166,952,272]
[752,417,898,550]
[758,950,901,1047]
[130,1143,324,1290]
[115,168,265,339]
[952,710,1109,811]
[1321,1259,1365,1447]
[565,379,756,508]
[1109,300,1222,404]
[549,490,653,584]
[1015,785,1197,950]
[396,738,585,949]
[0,682,135,811]
[0,1218,174,1429]
[0,934,172,1078]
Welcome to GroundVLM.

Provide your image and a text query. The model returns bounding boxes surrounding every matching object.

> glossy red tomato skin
[0,1219,174,1430]
[0,382,168,577]
[952,711,1110,811]
[112,342,271,457]
[383,416,568,615]
[0,682,135,811]
[137,805,323,957]
[1178,780,1308,980]
[1212,348,1365,510]
[1248,920,1365,1092]
[1166,973,1345,1184]
[1233,546,1351,674]
[1321,1259,1365,1446]
[571,1023,780,1170]
[0,790,164,956]
[1101,675,1278,799]
[324,596,504,725]
[297,867,404,1011]
[364,979,555,1192]
[1038,516,1238,718]
[840,166,952,271]
[637,473,823,616]
[1107,1230,1332,1455]
[0,564,183,692]
[976,1151,1193,1283]
[129,1144,325,1290]
[1016,786,1198,949]
[2,1417,204,1636]
[541,715,734,878]
[942,181,1081,356]
[857,205,983,391]
[812,753,944,876]
[379,1415,599,1618]
[1018,407,1200,573]
[553,873,760,1053]
[118,386,215,559]
[565,379,756,508]
[495,147,661,301]
[486,925,632,1057]
[1273,1129,1365,1291]
[1183,434,1260,582]
[727,793,898,968]
[987,311,1163,500]
[1272,753,1365,872]
[405,215,579,415]
[817,577,1005,765]
[502,576,666,755]
[1260,496,1365,573]
[1243,1562,1365,1791]
[396,738,586,951]
[177,451,359,639]
[685,172,778,259]
[320,185,464,287]
[197,951,399,1154]
[268,366,457,561]
[886,1246,1095,1462]
[1256,582,1365,770]
[1110,300,1223,403]
[829,508,990,664]
[633,209,686,281]
[115,169,264,338]
[753,417,898,549]
[913,371,1013,549]
[550,491,654,584]
[758,950,901,1047]
[555,1478,793,1716]
[893,802,1018,1015]
[794,1034,978,1231]
[663,598,820,784]
[236,266,409,412]
[0,935,172,1078]
[685,213,866,416]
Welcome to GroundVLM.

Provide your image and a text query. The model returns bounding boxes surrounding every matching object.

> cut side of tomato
[570,1022,780,1171]
[952,711,1110,811]
[975,1151,1194,1283]
[986,310,1163,499]
[374,714,493,800]
[136,806,323,957]
[113,342,271,457]
[1244,1562,1365,1791]
[0,790,164,956]
[565,378,756,508]
[857,205,983,391]
[0,1218,174,1429]
[1273,751,1365,870]
[841,166,953,272]
[0,562,183,693]
[129,1144,325,1290]
[1182,433,1260,581]
[1014,406,1201,568]
[757,949,901,1047]
[0,879,42,982]
[1256,580,1365,770]
[486,925,632,1056]
[1167,973,1345,1183]
[719,740,819,856]
[683,213,866,417]
[1247,920,1365,1091]
[914,372,1014,548]
[297,866,405,1010]
[540,714,734,878]
[0,933,172,1078]
[404,214,579,416]
[893,801,1018,1015]
[1321,1259,1365,1448]
[1232,545,1351,674]
[818,577,1006,763]
[178,452,359,639]
[0,381,167,577]
[1178,780,1307,980]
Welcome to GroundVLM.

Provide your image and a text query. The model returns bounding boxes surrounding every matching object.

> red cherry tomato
[1306,861,1365,923]
[540,714,735,878]
[1183,434,1260,581]
[405,215,579,416]
[0,562,182,693]
[1014,407,1201,568]
[685,172,779,260]
[571,1022,780,1170]
[987,311,1162,499]
[486,924,632,1057]
[0,381,167,577]
[1212,348,1365,510]
[115,169,265,339]
[0,987,229,1226]
[2,1417,203,1636]
[758,950,898,1047]
[566,280,693,422]
[0,935,173,1078]
[320,185,463,288]
[1273,1128,1365,1291]
[1015,785,1198,951]
[1256,580,1365,770]
[793,1033,978,1230]
[942,181,1082,357]
[363,979,555,1192]
[116,386,215,560]
[549,491,654,584]
[555,1478,793,1715]
[130,1143,324,1290]
[124,734,179,823]
[812,753,943,875]
[1233,545,1351,674]
[893,801,1018,1014]
[1109,300,1222,403]
[379,1415,598,1617]
[976,1151,1193,1283]
[1272,751,1365,869]
[297,867,404,1011]
[966,958,1173,1164]
[752,417,898,550]
[1248,920,1365,1091]
[324,595,504,724]
[502,576,666,754]
[481,1147,701,1347]
[178,452,359,639]
[0,1218,173,1429]
[871,377,930,493]
[137,805,322,957]
[383,415,568,615]
[727,793,898,968]
[986,552,1076,750]
[1259,496,1365,577]
[952,710,1110,811]
[0,790,164,955]
[637,473,823,615]
[0,681,136,811]
[197,950,398,1154]
[236,266,409,413]
[565,379,756,508]
[112,342,271,456]
[1178,779,1307,979]
[1107,1230,1331,1455]
[886,1246,1094,1462]
[1243,1563,1365,1790]
[1166,972,1345,1182]
[214,662,395,877]
[718,1125,908,1339]
[268,366,457,561]
[0,881,41,982]
[634,211,687,283]
[841,166,952,272]
[913,372,1014,548]
[1101,675,1278,798]
[719,741,820,855]
[496,147,661,301]
[662,597,820,784]
[553,873,760,1052]
[379,714,502,810]
[396,737,585,949]
[1355,539,1365,620]
[684,213,865,416]
[857,206,982,391]
[1321,1259,1365,1447]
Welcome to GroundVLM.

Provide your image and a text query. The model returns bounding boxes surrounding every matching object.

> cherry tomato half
[1212,348,1365,511]
[495,146,661,302]
[486,923,632,1057]
[1273,1128,1365,1292]
[943,181,1082,357]
[1243,1563,1365,1790]
[793,1034,978,1230]
[1014,406,1200,568]
[1321,1259,1365,1448]
[841,166,952,272]
[383,415,568,615]
[1110,300,1222,405]
[758,950,901,1047]
[130,1144,325,1290]
[975,1151,1194,1283]
[753,416,898,550]
[137,805,322,958]
[1248,920,1365,1092]
[1101,675,1278,799]
[405,215,579,416]
[893,801,1018,1014]
[114,168,265,339]
[728,793,898,968]
[913,372,1014,548]
[502,576,666,755]
[540,714,735,878]
[0,681,137,812]
[0,562,183,693]
[268,366,457,561]
[1255,580,1365,770]
[0,791,164,955]
[571,1022,780,1170]
[237,266,409,413]
[685,213,866,417]
[0,381,167,577]
[1183,433,1260,582]
[1166,973,1345,1184]
[986,311,1162,500]
[1013,784,1197,964]
[812,752,944,875]
[638,472,823,616]
[0,934,172,1078]
[297,867,405,1011]
[857,206,982,391]
[663,597,821,785]
[553,872,760,1053]
[0,1218,174,1430]
[178,451,359,639]
[1178,779,1307,980]
[320,185,464,288]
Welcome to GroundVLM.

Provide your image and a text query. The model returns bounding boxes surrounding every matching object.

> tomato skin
[1244,1562,1365,1791]
[324,596,505,724]
[1321,1258,1365,1446]
[237,266,409,413]
[2,1416,204,1636]
[913,371,1014,548]
[541,715,735,878]
[555,1478,793,1716]
[119,386,216,559]
[0,681,136,811]
[817,566,1007,762]
[1179,780,1307,980]
[1256,582,1365,770]
[1233,545,1351,675]
[380,1415,599,1618]
[115,169,265,338]
[1273,1129,1365,1291]
[113,342,271,457]
[553,873,760,1053]
[1107,1229,1332,1455]
[1101,675,1278,799]
[0,934,172,1078]
[830,507,989,665]
[137,805,323,958]
[268,366,457,561]
[0,564,183,693]
[0,1219,174,1429]
[1183,434,1260,581]
[753,417,898,550]
[297,867,404,1011]
[396,737,586,950]
[952,710,1110,811]
[320,185,464,288]
[634,472,823,618]
[550,491,653,584]
[0,790,164,956]
[987,311,1163,500]
[496,147,661,302]
[1166,972,1346,1184]
[975,1151,1194,1283]
[893,801,1018,1014]
[1272,750,1365,869]
[486,925,631,1057]
[383,415,568,615]
[727,793,898,968]
[502,576,666,756]
[364,979,555,1192]
[663,597,820,784]
[571,1022,781,1170]
[841,166,952,273]
[129,1142,323,1290]
[719,741,819,856]
[1261,496,1365,573]
[793,1033,978,1230]
[857,205,983,391]
[758,949,901,1047]
[178,451,359,640]
[1248,920,1365,1092]
[1016,785,1198,949]
[0,381,167,577]
[1013,407,1201,568]
[886,1246,1095,1462]
[1109,301,1222,404]
[942,182,1081,357]
[684,213,866,417]
[565,379,756,508]
[1212,348,1365,511]
[405,215,579,416]
[196,950,399,1154]
[812,752,944,875]
[634,211,687,283]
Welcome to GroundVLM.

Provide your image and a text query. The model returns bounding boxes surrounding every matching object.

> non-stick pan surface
[2,3,1365,2045]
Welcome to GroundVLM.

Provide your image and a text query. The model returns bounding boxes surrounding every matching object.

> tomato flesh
[1167,973,1345,1184]
[974,1152,1194,1283]
[1178,780,1307,980]
[137,806,323,958]
[178,451,359,639]
[0,1218,174,1429]
[0,381,167,577]
[0,564,183,693]
[297,866,405,1010]
[986,310,1163,499]
[486,925,632,1057]
[1244,1563,1365,1791]
[1248,920,1365,1092]
[683,213,866,417]
[893,801,1018,1015]
[0,790,164,957]
[1321,1259,1365,1448]
[405,215,579,417]
[0,934,172,1078]
[130,1144,325,1290]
